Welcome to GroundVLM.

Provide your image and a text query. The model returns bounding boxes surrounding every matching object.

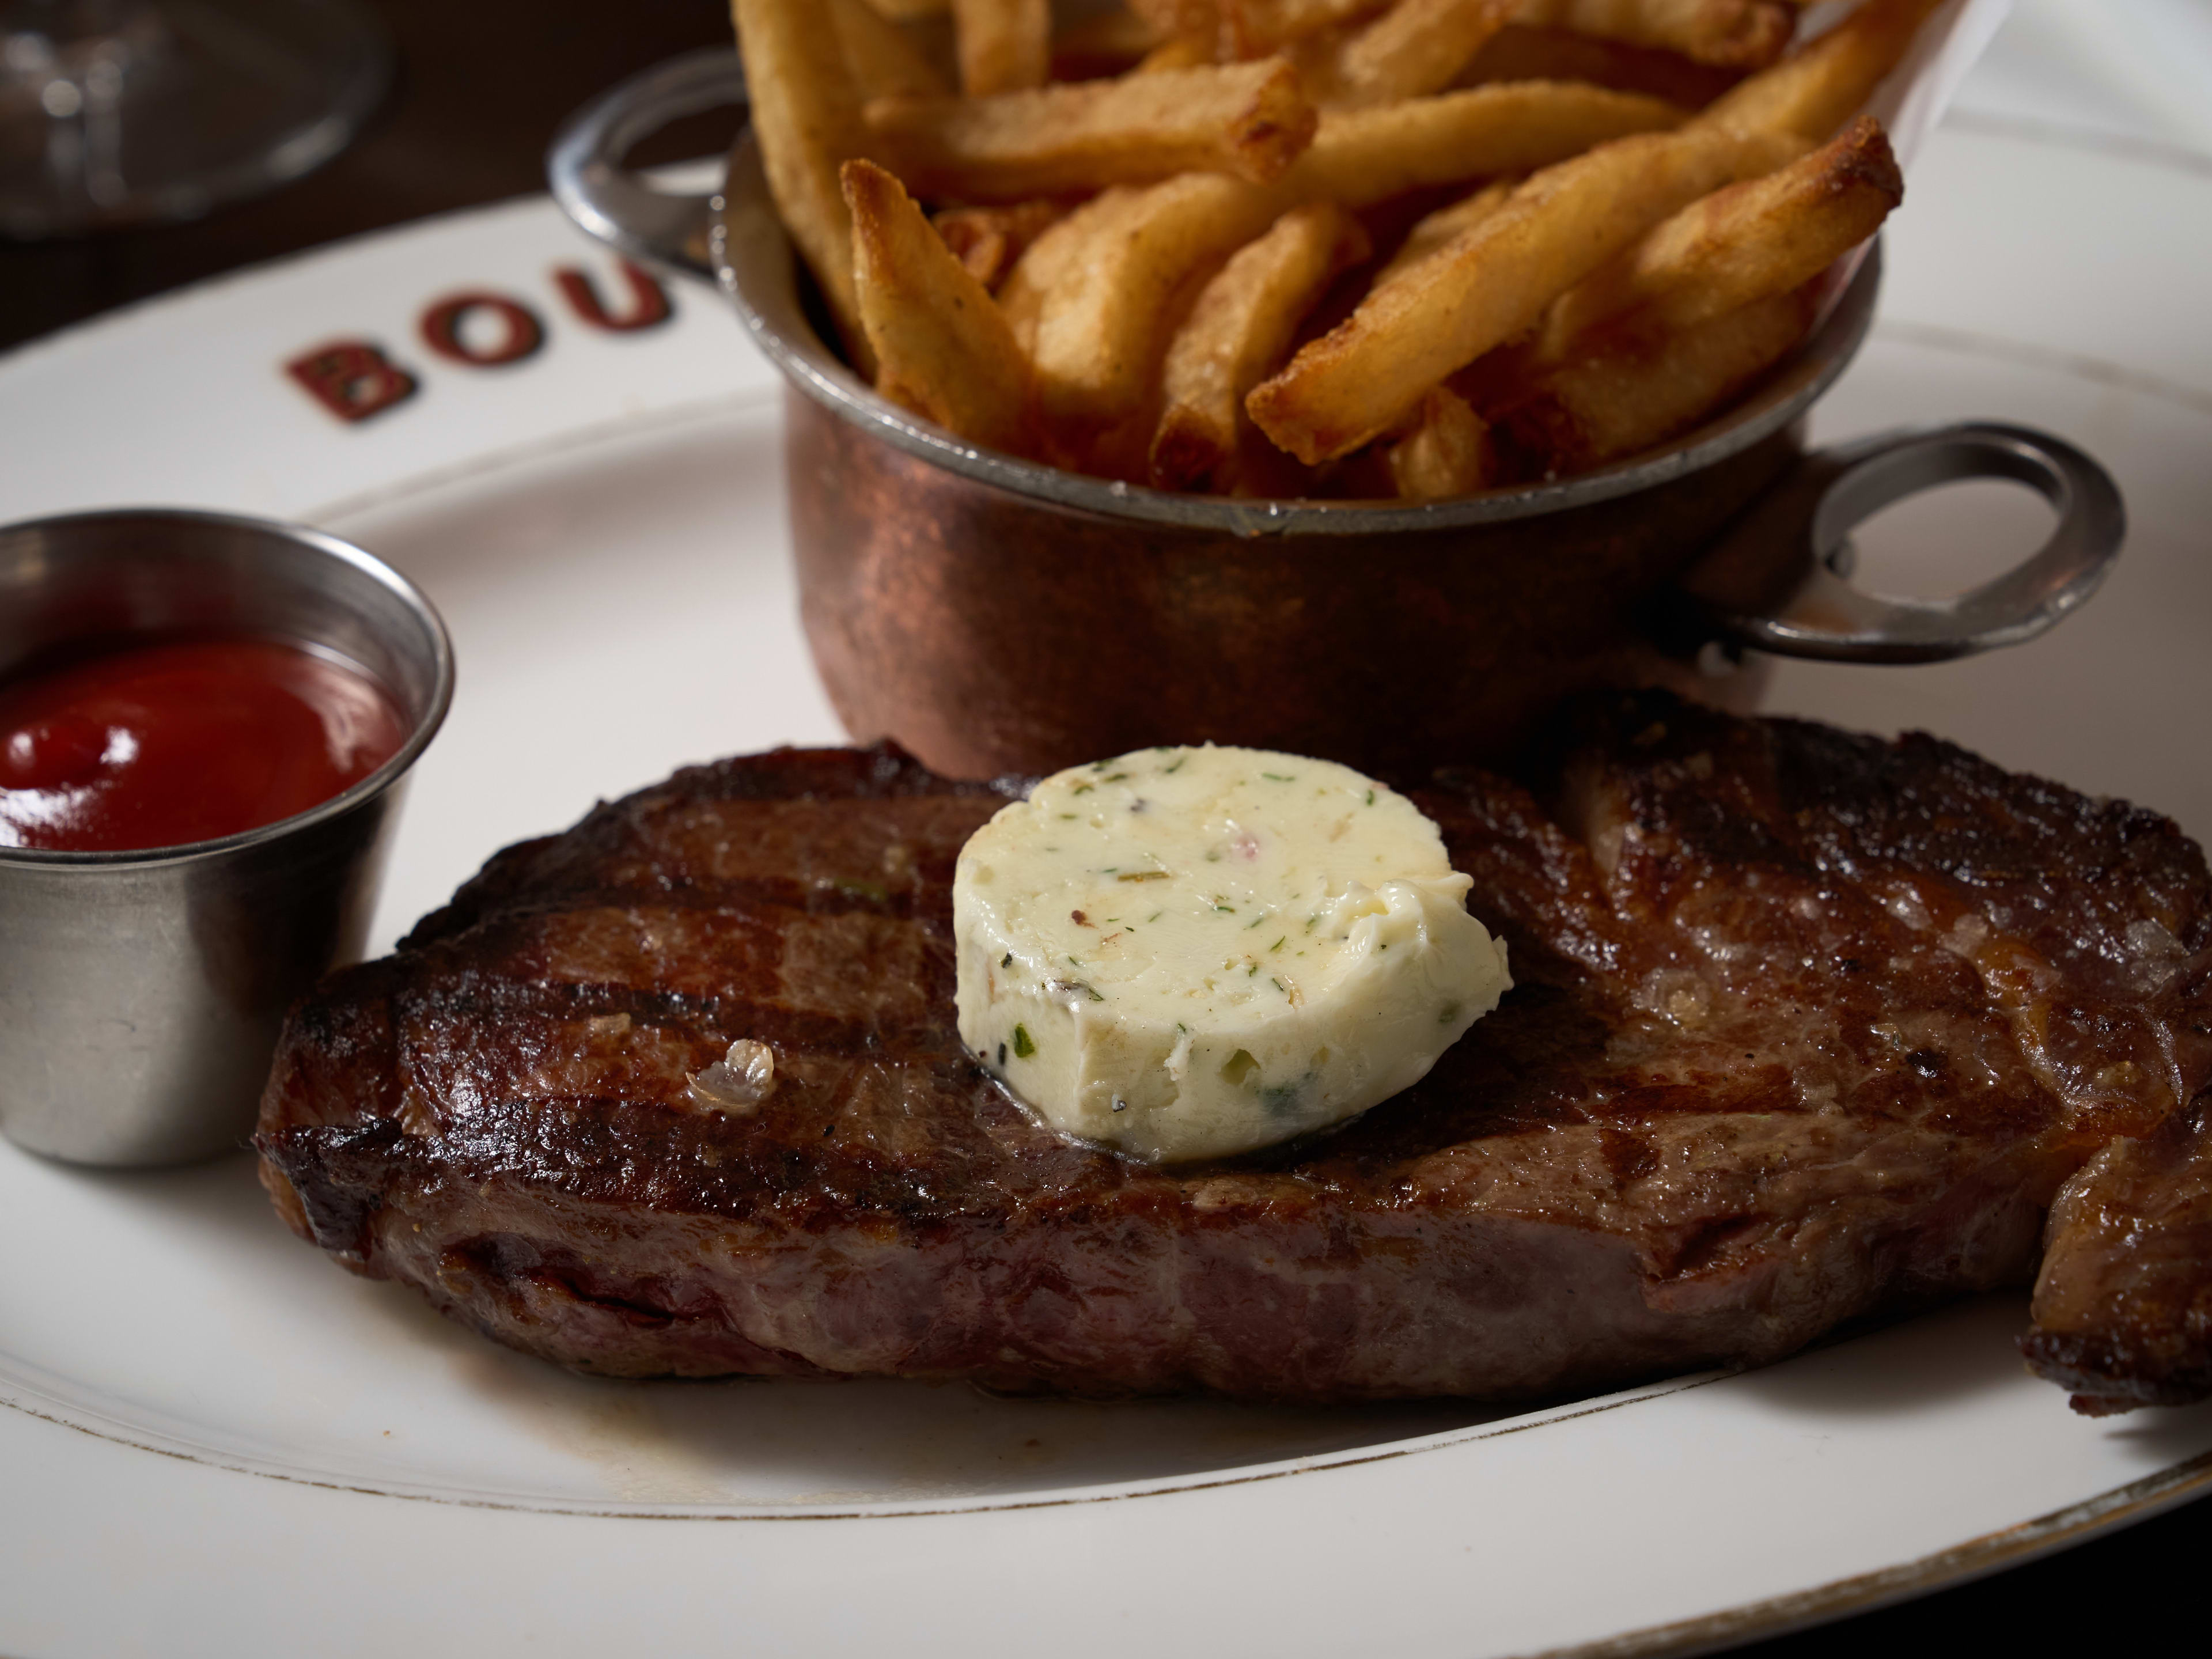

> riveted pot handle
[1676,422,2125,664]
[546,46,747,280]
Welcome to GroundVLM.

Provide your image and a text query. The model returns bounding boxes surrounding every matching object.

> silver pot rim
[0,506,455,870]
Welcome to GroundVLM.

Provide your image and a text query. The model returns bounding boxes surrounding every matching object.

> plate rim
[1535,1447,2212,1659]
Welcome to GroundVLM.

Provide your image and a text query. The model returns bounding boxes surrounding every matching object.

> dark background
[1,1,2205,1652]
[0,0,744,350]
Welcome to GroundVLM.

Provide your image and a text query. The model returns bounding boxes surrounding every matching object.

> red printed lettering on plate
[419,292,545,366]
[555,261,673,332]
[285,340,418,423]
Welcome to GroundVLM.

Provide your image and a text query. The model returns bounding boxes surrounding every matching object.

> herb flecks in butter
[951,743,1512,1163]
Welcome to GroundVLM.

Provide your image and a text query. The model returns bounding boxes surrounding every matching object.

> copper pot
[551,50,2125,780]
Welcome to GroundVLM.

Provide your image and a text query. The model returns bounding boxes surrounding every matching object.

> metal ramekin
[0,509,453,1166]
[551,48,2124,779]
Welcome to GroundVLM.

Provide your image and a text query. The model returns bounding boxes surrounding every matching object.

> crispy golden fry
[866,58,1318,200]
[1328,0,1515,107]
[831,0,949,99]
[1459,21,1745,106]
[1128,0,1226,48]
[931,198,1070,288]
[1277,20,1358,93]
[996,188,1146,359]
[1702,0,1943,139]
[1376,177,1513,281]
[1248,119,1803,461]
[1222,0,1393,57]
[952,0,1050,94]
[1514,0,1795,69]
[1137,34,1218,70]
[1051,7,1169,79]
[1538,114,1898,355]
[1151,203,1372,491]
[1488,283,1816,478]
[1284,79,1686,204]
[732,0,874,373]
[842,159,1033,454]
[1387,385,1493,498]
[946,78,1674,248]
[861,0,949,18]
[1023,176,1281,469]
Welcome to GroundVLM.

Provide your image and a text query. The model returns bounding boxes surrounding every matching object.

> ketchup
[0,635,408,853]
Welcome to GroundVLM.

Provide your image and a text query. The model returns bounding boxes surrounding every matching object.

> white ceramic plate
[4,110,2212,1659]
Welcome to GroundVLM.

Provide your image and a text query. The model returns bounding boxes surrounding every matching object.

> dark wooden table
[1,1,2203,1652]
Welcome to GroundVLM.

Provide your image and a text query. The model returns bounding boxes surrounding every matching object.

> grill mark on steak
[402,751,1005,949]
[256,696,2212,1409]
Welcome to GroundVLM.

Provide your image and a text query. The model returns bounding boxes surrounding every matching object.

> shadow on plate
[1723,1294,2033,1418]
[69,1148,1515,1507]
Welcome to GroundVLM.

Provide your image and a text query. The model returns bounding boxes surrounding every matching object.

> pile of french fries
[732,0,1935,499]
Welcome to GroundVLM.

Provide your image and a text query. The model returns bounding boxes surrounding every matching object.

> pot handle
[546,46,747,279]
[1677,422,2125,664]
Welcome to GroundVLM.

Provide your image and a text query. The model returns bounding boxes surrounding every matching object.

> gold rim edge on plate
[1524,1448,2212,1659]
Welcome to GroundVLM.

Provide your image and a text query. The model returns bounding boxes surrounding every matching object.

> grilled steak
[256,693,2212,1412]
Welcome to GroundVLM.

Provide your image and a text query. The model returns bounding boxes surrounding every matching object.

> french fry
[1137,34,1219,71]
[931,198,1070,288]
[1514,0,1796,69]
[952,0,1050,94]
[1151,203,1373,491]
[1128,0,1227,50]
[842,158,1034,454]
[1702,0,1944,139]
[1221,0,1395,58]
[1488,283,1817,478]
[1051,7,1169,79]
[906,82,1677,262]
[732,0,874,374]
[1537,114,1899,355]
[996,187,1149,358]
[832,0,949,100]
[861,0,950,18]
[1283,80,1686,204]
[1387,384,1494,498]
[1246,119,1804,461]
[1459,22,1745,107]
[1328,0,1516,108]
[1375,177,1514,281]
[1025,175,1283,466]
[866,58,1318,201]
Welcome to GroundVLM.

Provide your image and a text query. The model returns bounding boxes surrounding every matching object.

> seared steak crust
[256,696,2212,1408]
[2022,1098,2212,1413]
